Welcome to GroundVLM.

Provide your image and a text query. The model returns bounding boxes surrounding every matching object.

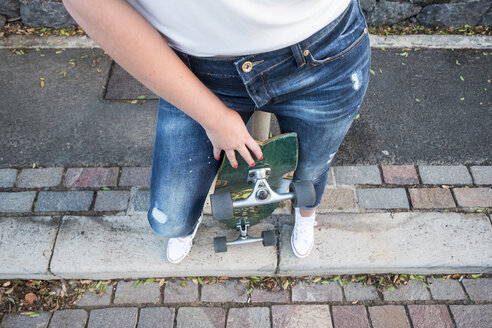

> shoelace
[171,235,193,247]
[294,219,317,239]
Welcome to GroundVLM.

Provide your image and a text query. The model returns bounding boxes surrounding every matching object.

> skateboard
[210,132,316,253]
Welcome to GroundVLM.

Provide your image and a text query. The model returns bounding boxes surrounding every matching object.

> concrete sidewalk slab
[0,216,58,279]
[50,214,277,279]
[278,212,492,276]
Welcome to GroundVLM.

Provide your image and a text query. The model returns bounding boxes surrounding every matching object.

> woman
[62,0,370,263]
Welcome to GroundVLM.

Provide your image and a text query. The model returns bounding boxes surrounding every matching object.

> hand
[204,108,263,168]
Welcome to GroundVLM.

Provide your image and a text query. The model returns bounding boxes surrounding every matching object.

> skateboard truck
[211,166,316,253]
[213,218,275,253]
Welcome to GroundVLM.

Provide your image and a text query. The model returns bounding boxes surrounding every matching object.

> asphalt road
[0,47,490,168]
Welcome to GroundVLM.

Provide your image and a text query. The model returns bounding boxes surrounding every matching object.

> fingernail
[233,164,238,168]
[215,157,220,160]
[259,156,263,160]
[250,162,255,167]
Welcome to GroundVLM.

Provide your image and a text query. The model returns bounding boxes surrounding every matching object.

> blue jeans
[148,0,370,238]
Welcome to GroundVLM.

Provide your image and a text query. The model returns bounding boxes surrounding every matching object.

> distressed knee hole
[151,207,168,224]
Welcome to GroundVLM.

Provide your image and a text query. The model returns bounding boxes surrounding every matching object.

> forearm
[62,0,228,129]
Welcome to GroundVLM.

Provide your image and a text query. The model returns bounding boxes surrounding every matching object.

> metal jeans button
[242,61,253,73]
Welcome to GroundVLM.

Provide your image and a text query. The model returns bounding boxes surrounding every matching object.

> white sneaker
[166,213,203,264]
[291,207,317,258]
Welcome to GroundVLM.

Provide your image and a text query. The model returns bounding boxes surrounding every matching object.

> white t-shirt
[127,0,351,57]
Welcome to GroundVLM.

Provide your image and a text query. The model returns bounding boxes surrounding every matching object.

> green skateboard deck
[213,132,298,229]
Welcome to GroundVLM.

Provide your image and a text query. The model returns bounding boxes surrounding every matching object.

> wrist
[199,103,231,130]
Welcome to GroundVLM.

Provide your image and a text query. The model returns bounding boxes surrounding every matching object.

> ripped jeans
[148,0,370,238]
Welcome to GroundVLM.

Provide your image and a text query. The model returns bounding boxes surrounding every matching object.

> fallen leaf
[3,281,11,287]
[25,292,37,305]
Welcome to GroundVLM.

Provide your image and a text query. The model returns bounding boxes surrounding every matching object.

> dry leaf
[3,281,11,287]
[25,292,37,305]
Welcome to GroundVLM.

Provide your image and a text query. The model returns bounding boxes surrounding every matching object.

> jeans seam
[310,28,368,67]
[195,71,239,77]
[244,54,294,84]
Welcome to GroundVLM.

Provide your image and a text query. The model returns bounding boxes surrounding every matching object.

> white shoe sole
[291,230,314,258]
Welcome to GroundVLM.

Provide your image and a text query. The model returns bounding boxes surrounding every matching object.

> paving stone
[0,191,35,212]
[251,288,288,303]
[74,289,111,307]
[138,308,174,328]
[318,187,358,212]
[470,166,492,185]
[334,166,382,185]
[114,280,160,304]
[453,188,492,208]
[327,167,335,185]
[127,188,150,213]
[227,307,270,328]
[382,279,430,301]
[50,214,277,278]
[419,165,472,185]
[368,305,410,328]
[94,190,129,211]
[119,167,151,187]
[449,304,492,328]
[201,280,248,302]
[163,279,199,303]
[332,305,370,328]
[64,167,119,188]
[382,165,419,185]
[176,307,225,328]
[291,281,342,302]
[426,278,466,300]
[278,212,492,275]
[49,309,88,328]
[271,305,332,328]
[87,308,138,328]
[356,188,409,209]
[0,311,51,328]
[407,305,453,328]
[461,278,492,301]
[35,191,93,211]
[343,281,379,301]
[0,168,17,187]
[409,188,455,209]
[16,167,63,188]
[0,216,57,279]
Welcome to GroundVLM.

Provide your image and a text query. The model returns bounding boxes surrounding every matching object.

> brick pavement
[0,165,490,215]
[1,277,491,328]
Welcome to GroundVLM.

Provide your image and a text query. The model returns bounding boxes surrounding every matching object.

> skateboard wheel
[290,181,316,207]
[214,236,227,253]
[261,230,275,247]
[210,192,234,220]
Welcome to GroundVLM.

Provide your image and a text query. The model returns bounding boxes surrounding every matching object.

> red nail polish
[215,157,220,160]
[250,162,255,167]
[259,156,263,160]
[233,164,238,168]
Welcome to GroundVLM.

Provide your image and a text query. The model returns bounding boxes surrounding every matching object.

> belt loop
[290,43,306,68]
